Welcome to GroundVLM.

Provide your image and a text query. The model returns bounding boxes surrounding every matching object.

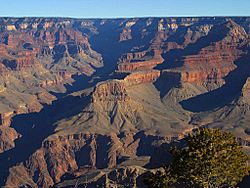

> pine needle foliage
[144,128,249,188]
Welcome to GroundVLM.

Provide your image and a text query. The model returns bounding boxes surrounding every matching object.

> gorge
[0,17,249,187]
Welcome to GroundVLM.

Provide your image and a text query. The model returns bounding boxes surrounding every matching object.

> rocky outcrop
[34,77,65,88]
[92,69,160,103]
[241,77,250,98]
[118,50,163,73]
[124,70,160,86]
[120,28,133,41]
[36,92,56,105]
[116,49,163,88]
[0,126,19,153]
[93,81,129,102]
[118,60,160,72]
[120,51,148,63]
[119,20,137,41]
[6,25,16,31]
[180,67,235,84]
[0,111,14,127]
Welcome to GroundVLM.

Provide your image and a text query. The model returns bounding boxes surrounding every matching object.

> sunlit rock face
[0,17,250,187]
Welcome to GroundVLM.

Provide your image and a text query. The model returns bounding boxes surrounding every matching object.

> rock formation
[6,131,180,187]
[93,81,129,102]
[124,70,160,86]
[0,111,13,127]
[0,126,19,153]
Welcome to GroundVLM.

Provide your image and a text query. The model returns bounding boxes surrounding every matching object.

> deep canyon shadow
[0,94,90,185]
[180,53,250,112]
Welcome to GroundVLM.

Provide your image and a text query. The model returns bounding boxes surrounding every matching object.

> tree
[143,166,177,188]
[144,128,249,188]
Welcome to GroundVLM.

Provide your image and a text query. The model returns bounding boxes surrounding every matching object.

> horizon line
[0,15,250,20]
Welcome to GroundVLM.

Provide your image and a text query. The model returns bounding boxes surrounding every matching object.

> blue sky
[1,0,250,18]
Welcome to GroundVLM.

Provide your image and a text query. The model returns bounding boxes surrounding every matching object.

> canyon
[0,17,250,187]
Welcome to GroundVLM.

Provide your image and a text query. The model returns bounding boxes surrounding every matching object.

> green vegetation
[144,128,249,188]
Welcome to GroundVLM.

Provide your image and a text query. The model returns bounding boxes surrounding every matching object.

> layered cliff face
[93,81,129,102]
[6,130,184,188]
[161,20,247,93]
[0,20,102,76]
[1,17,250,187]
[116,19,248,94]
[178,21,245,85]
[123,70,160,86]
[117,50,164,72]
[0,126,19,153]
[0,18,104,130]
